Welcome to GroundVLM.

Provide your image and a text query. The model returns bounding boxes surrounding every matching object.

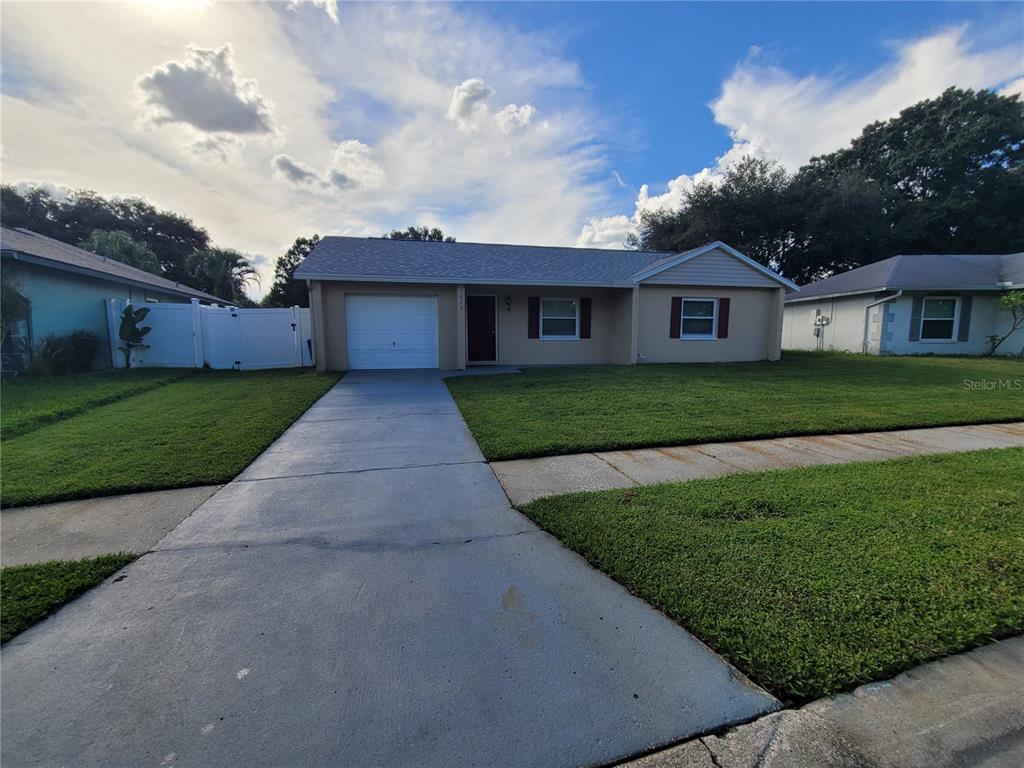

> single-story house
[783,252,1024,356]
[294,237,798,371]
[1,226,225,370]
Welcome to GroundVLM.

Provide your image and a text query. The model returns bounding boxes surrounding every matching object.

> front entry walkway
[1,370,777,768]
[492,422,1024,505]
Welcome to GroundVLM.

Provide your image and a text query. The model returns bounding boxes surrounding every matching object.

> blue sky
[2,1,1021,297]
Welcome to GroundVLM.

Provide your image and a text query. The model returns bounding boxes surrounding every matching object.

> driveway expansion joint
[153,527,541,556]
[236,458,486,483]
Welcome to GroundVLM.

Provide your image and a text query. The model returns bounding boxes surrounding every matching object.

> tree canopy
[632,87,1024,284]
[186,248,260,304]
[263,234,320,308]
[385,226,455,242]
[79,229,162,275]
[1,185,211,282]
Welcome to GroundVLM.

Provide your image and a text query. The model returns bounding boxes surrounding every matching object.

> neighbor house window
[540,298,579,339]
[920,297,958,340]
[680,299,717,338]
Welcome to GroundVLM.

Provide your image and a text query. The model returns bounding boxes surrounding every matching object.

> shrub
[32,330,103,375]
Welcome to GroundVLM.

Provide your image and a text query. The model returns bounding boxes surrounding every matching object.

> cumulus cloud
[272,153,323,187]
[272,140,386,191]
[446,77,495,130]
[326,140,386,190]
[137,44,275,134]
[495,103,536,133]
[444,77,539,136]
[286,0,338,24]
[579,25,1024,248]
[576,215,633,249]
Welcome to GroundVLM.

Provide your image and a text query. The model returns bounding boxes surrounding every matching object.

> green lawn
[2,369,192,438]
[522,448,1024,701]
[1,554,138,643]
[1,369,340,507]
[446,352,1024,460]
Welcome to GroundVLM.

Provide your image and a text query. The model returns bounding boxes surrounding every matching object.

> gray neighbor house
[783,252,1024,356]
[295,237,798,371]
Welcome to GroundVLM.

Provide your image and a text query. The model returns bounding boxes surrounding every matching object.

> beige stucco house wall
[304,242,797,372]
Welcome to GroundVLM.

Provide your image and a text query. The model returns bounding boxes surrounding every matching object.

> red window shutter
[717,298,730,339]
[669,297,682,338]
[528,297,540,338]
[580,297,592,338]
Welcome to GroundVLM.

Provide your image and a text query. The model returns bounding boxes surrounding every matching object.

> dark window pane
[921,319,954,339]
[682,300,715,317]
[923,299,956,320]
[542,318,577,337]
[682,318,714,336]
[541,299,576,318]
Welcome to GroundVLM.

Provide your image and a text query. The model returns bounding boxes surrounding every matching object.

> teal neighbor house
[1,226,224,370]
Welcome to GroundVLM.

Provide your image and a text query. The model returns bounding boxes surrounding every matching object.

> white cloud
[286,0,338,24]
[326,140,386,190]
[446,77,495,131]
[999,77,1024,98]
[495,103,536,133]
[576,215,633,249]
[710,26,1021,169]
[136,43,275,134]
[579,25,1024,249]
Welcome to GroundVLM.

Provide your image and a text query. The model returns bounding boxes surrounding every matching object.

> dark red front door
[467,295,497,362]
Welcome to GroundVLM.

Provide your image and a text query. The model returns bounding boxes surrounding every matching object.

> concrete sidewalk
[1,485,221,565]
[623,635,1024,768]
[493,422,1024,505]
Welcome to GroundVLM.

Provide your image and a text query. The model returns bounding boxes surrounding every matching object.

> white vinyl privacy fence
[105,299,314,370]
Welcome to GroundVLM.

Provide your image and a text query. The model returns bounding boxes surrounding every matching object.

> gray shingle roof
[294,236,677,285]
[0,226,226,303]
[789,252,1024,302]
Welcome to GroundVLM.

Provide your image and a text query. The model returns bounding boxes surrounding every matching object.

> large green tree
[187,248,260,304]
[385,226,455,242]
[1,185,210,282]
[263,234,320,308]
[633,87,1024,283]
[79,229,162,275]
[806,87,1024,254]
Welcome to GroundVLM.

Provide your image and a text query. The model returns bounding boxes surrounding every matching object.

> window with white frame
[680,298,717,338]
[540,298,579,339]
[920,297,959,340]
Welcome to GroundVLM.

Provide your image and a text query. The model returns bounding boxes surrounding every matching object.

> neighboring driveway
[1,370,777,768]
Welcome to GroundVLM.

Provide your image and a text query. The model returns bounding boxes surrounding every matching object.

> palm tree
[187,248,260,303]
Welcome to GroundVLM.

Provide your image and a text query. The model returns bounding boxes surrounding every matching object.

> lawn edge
[0,371,343,509]
[0,552,140,644]
[475,415,1024,462]
[517,447,1024,703]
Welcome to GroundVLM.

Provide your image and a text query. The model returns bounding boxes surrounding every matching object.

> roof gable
[630,241,798,291]
[637,246,784,289]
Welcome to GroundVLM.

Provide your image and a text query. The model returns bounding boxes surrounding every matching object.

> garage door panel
[346,295,438,370]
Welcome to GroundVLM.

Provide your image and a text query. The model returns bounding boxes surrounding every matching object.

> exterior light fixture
[505,295,512,312]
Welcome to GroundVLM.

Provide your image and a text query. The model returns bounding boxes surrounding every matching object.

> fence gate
[106,299,314,370]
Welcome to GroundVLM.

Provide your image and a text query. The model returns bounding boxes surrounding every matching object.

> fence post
[291,306,301,367]
[105,299,125,368]
[189,299,203,368]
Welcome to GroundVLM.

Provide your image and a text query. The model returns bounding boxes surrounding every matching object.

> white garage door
[346,294,439,369]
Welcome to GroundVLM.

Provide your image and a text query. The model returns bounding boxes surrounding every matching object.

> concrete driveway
[1,370,777,768]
